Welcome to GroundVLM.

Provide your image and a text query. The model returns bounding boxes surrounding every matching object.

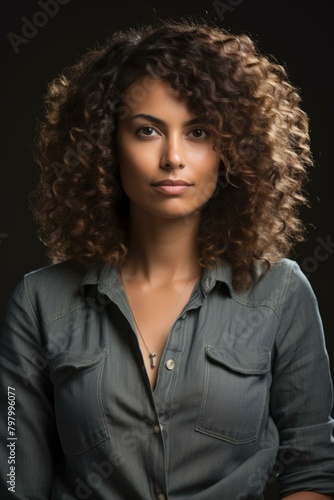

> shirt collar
[199,260,233,296]
[80,258,233,299]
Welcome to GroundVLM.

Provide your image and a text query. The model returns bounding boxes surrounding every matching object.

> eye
[136,126,158,137]
[189,128,208,139]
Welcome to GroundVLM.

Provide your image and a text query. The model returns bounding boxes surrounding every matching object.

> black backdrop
[0,1,333,498]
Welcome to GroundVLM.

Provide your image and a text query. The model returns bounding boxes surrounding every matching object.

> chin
[156,208,202,221]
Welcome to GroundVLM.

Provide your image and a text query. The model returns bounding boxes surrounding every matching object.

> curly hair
[30,17,313,291]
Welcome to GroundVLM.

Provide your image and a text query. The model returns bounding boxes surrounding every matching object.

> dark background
[0,1,333,497]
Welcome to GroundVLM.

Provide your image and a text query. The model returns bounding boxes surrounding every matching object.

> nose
[160,134,186,169]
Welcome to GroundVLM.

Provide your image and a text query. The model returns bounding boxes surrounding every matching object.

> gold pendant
[149,353,157,368]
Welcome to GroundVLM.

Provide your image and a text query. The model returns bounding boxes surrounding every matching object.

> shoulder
[262,258,315,299]
[230,258,318,317]
[258,257,309,289]
[24,258,85,292]
[11,260,90,323]
[23,259,85,288]
[262,258,319,315]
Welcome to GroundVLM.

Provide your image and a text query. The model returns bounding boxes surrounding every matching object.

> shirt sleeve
[0,279,59,499]
[269,262,334,497]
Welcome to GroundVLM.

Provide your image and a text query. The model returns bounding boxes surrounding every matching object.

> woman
[0,18,333,500]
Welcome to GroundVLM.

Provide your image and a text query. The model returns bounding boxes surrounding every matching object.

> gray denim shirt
[0,257,334,499]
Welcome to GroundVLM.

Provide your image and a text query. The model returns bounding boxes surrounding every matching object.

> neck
[122,206,201,285]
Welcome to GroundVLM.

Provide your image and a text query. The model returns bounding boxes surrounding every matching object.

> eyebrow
[129,113,204,127]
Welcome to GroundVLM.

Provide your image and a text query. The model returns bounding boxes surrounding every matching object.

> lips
[151,180,192,195]
[152,179,191,186]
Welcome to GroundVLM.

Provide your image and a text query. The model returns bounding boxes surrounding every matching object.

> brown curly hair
[30,17,312,291]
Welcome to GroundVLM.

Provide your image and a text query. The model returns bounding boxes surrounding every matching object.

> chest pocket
[196,345,271,444]
[49,347,109,455]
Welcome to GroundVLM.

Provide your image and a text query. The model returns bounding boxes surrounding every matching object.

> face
[116,77,221,221]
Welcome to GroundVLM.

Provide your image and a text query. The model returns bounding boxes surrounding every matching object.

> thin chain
[120,271,197,368]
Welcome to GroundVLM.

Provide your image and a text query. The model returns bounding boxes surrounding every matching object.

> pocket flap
[205,345,270,375]
[50,347,108,382]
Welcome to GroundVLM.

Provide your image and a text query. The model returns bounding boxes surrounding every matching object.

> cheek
[118,147,153,199]
[118,149,140,186]
[194,159,220,204]
[118,142,154,177]
[199,155,220,187]
[201,172,219,202]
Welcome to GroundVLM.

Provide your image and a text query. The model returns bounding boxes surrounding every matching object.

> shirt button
[165,359,175,371]
[153,424,161,434]
[158,495,166,500]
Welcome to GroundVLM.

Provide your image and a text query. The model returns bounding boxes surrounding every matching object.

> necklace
[120,270,196,369]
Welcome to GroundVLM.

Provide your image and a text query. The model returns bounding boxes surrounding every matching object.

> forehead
[122,76,197,119]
